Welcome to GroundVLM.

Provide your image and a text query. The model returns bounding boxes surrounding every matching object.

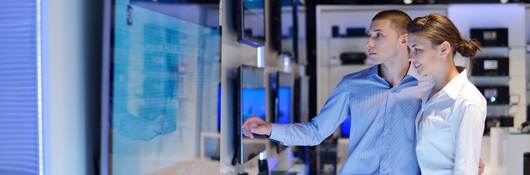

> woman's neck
[431,63,460,95]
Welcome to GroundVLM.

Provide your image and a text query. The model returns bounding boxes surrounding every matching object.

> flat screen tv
[101,0,221,174]
[233,65,267,165]
[269,72,294,153]
[235,0,265,47]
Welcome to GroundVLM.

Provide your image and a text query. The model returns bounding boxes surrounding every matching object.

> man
[243,10,484,174]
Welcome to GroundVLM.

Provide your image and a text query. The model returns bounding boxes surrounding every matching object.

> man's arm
[243,78,352,146]
[269,85,351,145]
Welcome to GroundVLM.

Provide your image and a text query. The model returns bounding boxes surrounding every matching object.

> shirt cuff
[269,123,287,143]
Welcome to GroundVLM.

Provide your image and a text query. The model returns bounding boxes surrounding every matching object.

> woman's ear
[439,41,451,58]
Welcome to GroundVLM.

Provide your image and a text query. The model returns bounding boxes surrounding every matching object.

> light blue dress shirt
[270,65,432,174]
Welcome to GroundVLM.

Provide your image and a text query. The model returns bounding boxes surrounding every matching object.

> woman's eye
[376,33,383,38]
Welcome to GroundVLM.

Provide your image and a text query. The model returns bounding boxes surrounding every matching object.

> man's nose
[366,38,374,49]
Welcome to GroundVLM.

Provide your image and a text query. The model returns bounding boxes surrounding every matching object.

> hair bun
[456,39,480,58]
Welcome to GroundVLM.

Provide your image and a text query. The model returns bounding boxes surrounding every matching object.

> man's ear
[400,33,409,47]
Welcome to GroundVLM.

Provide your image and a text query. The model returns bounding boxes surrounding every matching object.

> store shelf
[470,76,510,85]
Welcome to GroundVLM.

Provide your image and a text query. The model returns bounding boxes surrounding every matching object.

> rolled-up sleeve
[269,79,351,146]
[453,104,486,175]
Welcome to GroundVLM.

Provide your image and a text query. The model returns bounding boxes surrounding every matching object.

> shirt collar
[425,67,467,102]
[367,63,423,82]
[439,68,467,100]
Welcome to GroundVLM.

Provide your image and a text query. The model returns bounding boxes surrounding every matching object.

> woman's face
[408,34,441,76]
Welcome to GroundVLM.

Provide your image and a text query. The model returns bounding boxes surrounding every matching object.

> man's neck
[379,55,409,88]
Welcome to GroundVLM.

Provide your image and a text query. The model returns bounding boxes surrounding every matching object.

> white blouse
[416,69,487,175]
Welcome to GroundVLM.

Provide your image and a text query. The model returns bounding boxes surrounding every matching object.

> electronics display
[331,25,366,38]
[234,65,267,165]
[484,117,514,135]
[470,28,508,47]
[217,83,221,132]
[340,52,367,65]
[332,26,340,38]
[235,0,265,46]
[277,86,292,124]
[477,86,509,105]
[279,0,300,63]
[270,72,294,124]
[471,57,509,76]
[101,0,220,174]
[340,116,351,138]
[269,72,294,153]
[294,76,309,123]
[270,0,281,53]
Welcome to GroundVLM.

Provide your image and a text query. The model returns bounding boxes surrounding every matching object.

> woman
[407,13,487,175]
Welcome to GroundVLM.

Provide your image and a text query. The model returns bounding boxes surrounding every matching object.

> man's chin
[366,57,382,65]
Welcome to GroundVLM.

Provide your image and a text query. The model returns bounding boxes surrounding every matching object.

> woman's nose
[408,54,416,62]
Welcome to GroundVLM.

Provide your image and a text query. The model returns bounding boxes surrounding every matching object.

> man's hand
[242,116,272,138]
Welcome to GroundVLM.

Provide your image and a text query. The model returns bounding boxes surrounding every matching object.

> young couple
[243,10,486,175]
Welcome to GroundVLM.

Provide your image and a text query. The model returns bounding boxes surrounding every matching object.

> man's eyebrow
[367,29,383,34]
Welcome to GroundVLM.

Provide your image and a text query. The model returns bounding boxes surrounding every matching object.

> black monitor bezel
[233,65,267,165]
[234,0,266,47]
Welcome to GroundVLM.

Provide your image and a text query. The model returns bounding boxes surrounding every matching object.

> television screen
[340,116,351,138]
[236,0,265,46]
[279,0,301,63]
[241,88,267,122]
[217,82,221,132]
[101,0,220,174]
[234,65,267,165]
[277,87,291,124]
[269,72,293,153]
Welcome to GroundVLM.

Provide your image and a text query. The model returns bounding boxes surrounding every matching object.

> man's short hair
[372,10,412,35]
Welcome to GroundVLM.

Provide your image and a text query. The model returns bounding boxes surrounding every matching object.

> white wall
[44,0,102,174]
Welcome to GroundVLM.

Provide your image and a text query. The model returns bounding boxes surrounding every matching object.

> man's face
[366,19,403,65]
[408,33,440,76]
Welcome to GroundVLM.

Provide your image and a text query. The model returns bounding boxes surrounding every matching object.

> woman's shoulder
[457,81,487,112]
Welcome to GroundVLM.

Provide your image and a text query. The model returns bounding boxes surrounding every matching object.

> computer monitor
[277,86,292,124]
[294,76,309,123]
[268,72,294,153]
[234,65,267,165]
[275,72,294,124]
[217,82,221,132]
[235,0,265,47]
[101,0,220,174]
